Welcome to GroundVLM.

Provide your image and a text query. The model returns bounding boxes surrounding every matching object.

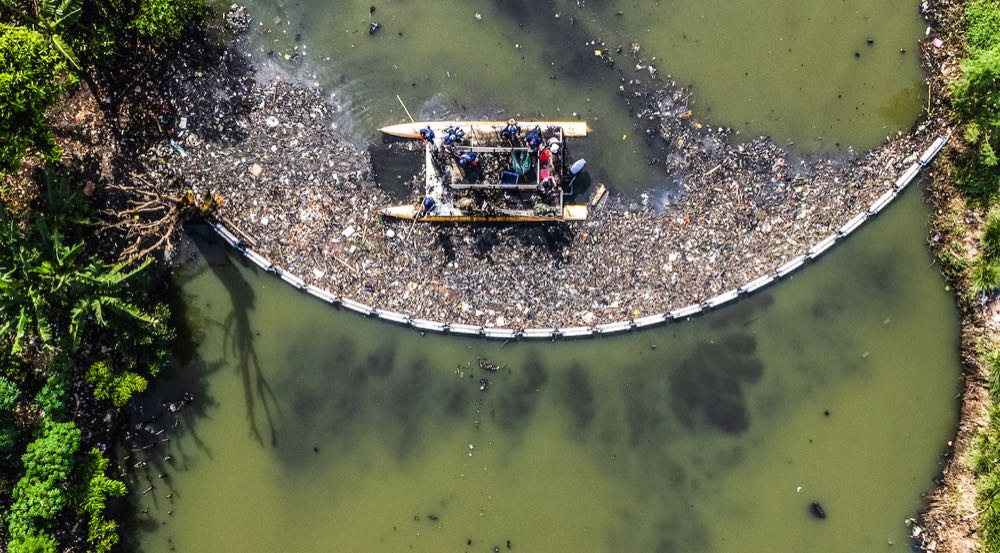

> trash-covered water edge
[137,3,955,330]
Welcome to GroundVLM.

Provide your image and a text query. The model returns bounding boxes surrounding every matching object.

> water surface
[129,185,959,552]
[225,0,927,193]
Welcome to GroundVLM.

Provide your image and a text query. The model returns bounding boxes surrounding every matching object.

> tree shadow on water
[191,229,282,447]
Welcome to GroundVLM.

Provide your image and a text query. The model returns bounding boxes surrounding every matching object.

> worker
[500,118,521,141]
[458,150,479,182]
[458,151,479,168]
[418,196,435,217]
[419,126,435,143]
[443,126,465,145]
[524,126,543,151]
[539,147,552,166]
[546,136,562,154]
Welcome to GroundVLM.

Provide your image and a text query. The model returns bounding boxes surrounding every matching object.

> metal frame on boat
[379,120,591,223]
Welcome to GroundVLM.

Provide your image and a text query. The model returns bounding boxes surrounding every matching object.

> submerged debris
[478,357,503,372]
[224,4,251,33]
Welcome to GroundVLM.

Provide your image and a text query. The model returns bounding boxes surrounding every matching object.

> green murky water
[129,184,959,552]
[227,0,927,192]
[580,0,929,148]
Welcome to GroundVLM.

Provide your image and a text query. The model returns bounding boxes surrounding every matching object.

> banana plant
[0,172,159,355]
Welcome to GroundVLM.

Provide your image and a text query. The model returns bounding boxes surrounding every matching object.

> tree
[7,420,81,542]
[71,448,126,553]
[0,0,84,70]
[86,360,148,408]
[966,0,1000,54]
[131,0,203,44]
[0,25,75,172]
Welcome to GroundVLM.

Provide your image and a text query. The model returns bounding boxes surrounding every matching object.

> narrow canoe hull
[380,121,591,139]
[383,204,589,223]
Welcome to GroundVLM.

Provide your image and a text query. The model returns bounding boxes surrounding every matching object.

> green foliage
[952,33,1000,201]
[973,346,1000,551]
[0,171,175,552]
[87,360,148,407]
[6,427,126,553]
[967,0,1000,53]
[957,154,1000,202]
[33,356,71,419]
[0,25,75,173]
[0,375,21,452]
[1,0,84,69]
[7,420,81,540]
[973,257,1000,293]
[131,0,203,44]
[71,448,126,553]
[938,243,969,275]
[984,209,1000,262]
[953,0,1000,202]
[7,531,58,553]
[0,172,159,355]
[0,375,21,411]
[117,301,175,378]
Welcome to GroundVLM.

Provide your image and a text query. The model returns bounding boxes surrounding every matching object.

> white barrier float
[838,212,868,236]
[705,290,740,309]
[280,271,306,289]
[484,328,517,339]
[522,328,557,339]
[305,285,338,304]
[920,136,947,165]
[212,223,240,247]
[596,321,633,334]
[448,323,483,336]
[410,318,447,333]
[868,189,896,215]
[559,326,594,338]
[895,163,922,190]
[670,303,702,319]
[243,249,273,271]
[740,275,774,294]
[808,234,839,259]
[375,309,410,325]
[340,298,373,316]
[776,255,806,278]
[633,313,668,328]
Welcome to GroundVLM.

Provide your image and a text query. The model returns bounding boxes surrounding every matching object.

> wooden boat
[382,204,589,223]
[380,120,590,224]
[380,120,591,139]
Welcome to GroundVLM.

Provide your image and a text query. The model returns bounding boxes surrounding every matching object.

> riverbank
[136,3,954,331]
[917,155,992,553]
[916,0,1000,550]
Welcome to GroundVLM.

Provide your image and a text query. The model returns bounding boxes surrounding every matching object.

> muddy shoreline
[136,2,954,331]
[913,0,995,549]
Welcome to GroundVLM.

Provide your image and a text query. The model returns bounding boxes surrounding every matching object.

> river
[124,1,956,551]
[126,183,959,552]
